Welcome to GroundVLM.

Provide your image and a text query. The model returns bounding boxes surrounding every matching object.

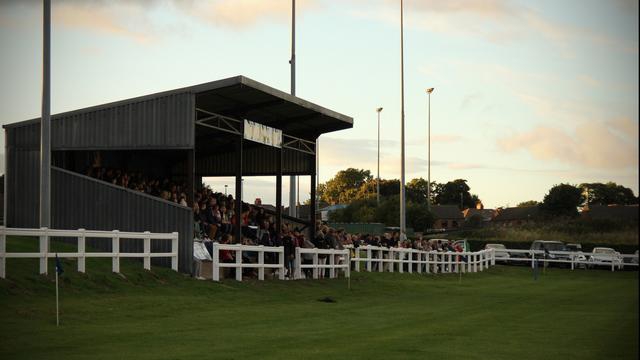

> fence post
[312,252,319,279]
[112,230,120,273]
[329,250,336,279]
[294,247,301,280]
[570,253,575,271]
[425,252,430,274]
[354,246,360,272]
[467,253,472,273]
[258,246,265,281]
[366,247,372,272]
[143,231,151,271]
[389,249,395,273]
[0,227,5,279]
[378,249,383,273]
[491,249,496,266]
[278,247,285,280]
[212,242,219,281]
[78,228,86,273]
[530,251,535,269]
[171,232,179,272]
[345,250,351,279]
[39,227,49,275]
[611,256,615,272]
[235,247,242,281]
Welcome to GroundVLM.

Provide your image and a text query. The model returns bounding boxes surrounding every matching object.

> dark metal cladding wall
[194,147,313,176]
[5,125,41,228]
[51,167,194,273]
[13,92,195,150]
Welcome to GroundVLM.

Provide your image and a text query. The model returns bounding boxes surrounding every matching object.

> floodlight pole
[289,0,297,218]
[376,107,383,205]
[399,0,406,238]
[426,88,434,211]
[40,0,51,228]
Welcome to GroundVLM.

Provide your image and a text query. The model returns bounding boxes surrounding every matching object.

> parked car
[588,247,623,269]
[530,240,571,266]
[565,243,587,266]
[622,249,639,266]
[485,243,510,263]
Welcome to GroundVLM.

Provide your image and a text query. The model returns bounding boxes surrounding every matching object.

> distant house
[581,204,639,222]
[462,208,496,223]
[492,206,539,226]
[320,204,348,221]
[431,205,464,229]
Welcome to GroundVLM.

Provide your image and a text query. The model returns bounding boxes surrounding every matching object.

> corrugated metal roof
[4,75,353,140]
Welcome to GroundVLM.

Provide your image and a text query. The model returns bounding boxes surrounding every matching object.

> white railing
[348,245,495,274]
[0,226,179,278]
[497,248,639,272]
[210,243,285,281]
[294,247,350,280]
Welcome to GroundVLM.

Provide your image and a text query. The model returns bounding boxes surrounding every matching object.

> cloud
[357,0,636,54]
[54,2,152,43]
[1,0,319,42]
[497,117,639,169]
[181,0,318,29]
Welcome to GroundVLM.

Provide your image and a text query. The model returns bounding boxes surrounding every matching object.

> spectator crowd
[85,166,465,279]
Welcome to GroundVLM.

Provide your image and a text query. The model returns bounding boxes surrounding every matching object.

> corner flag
[55,255,64,275]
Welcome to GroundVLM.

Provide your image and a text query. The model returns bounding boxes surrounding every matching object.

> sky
[0,0,638,209]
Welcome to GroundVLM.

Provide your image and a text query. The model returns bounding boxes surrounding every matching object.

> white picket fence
[348,245,495,274]
[0,226,179,278]
[210,243,285,281]
[294,247,350,280]
[497,248,639,272]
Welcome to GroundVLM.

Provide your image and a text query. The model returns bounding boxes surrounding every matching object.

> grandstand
[3,76,353,273]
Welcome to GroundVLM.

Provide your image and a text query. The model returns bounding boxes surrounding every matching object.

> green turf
[0,238,638,360]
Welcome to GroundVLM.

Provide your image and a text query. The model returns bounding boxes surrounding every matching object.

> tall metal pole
[376,107,383,205]
[40,0,51,228]
[426,88,434,211]
[289,0,297,218]
[399,0,406,238]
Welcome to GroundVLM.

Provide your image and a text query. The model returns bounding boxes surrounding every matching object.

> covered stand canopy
[3,75,353,273]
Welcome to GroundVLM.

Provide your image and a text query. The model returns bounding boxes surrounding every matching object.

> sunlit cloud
[497,117,639,169]
[54,2,152,44]
[0,0,319,41]
[179,0,318,29]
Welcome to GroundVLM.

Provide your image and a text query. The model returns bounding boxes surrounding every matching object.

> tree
[355,178,400,201]
[406,178,430,204]
[406,202,434,232]
[580,182,637,205]
[433,179,478,209]
[540,184,584,217]
[517,200,539,207]
[319,168,372,204]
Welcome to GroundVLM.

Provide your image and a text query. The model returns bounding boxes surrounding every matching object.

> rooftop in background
[582,204,639,222]
[3,75,353,140]
[493,206,539,221]
[463,208,496,221]
[430,205,464,220]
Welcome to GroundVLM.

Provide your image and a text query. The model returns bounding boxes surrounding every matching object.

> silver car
[588,247,623,269]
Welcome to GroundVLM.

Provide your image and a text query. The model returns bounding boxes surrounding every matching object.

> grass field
[0,239,638,360]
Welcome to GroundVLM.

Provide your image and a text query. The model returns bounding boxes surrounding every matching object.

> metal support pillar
[234,125,243,243]
[187,149,195,206]
[310,157,317,241]
[276,147,283,238]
